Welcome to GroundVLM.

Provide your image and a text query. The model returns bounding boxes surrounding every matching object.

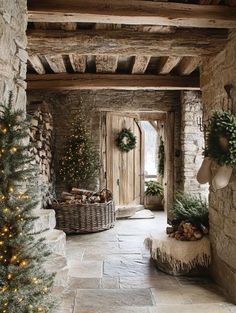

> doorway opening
[101,111,173,217]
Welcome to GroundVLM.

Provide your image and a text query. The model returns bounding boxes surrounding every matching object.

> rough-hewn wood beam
[45,55,66,73]
[69,54,86,72]
[28,55,46,75]
[27,29,228,57]
[137,113,166,121]
[225,0,236,6]
[34,22,77,31]
[28,0,236,29]
[178,57,200,75]
[96,55,118,73]
[158,57,182,75]
[132,56,151,74]
[27,73,200,91]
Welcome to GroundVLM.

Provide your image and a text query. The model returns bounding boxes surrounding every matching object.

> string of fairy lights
[0,105,54,313]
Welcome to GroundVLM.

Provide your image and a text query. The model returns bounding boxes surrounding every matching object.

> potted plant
[144,180,164,210]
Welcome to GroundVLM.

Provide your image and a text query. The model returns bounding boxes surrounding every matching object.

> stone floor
[57,212,236,313]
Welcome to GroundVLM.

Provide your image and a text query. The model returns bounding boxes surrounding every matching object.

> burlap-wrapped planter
[145,234,211,276]
[53,201,116,234]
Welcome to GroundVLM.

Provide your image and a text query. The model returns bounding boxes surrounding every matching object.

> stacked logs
[166,221,208,241]
[60,188,112,204]
[28,101,54,208]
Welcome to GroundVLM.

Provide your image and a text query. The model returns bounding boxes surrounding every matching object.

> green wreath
[205,111,236,167]
[116,128,136,152]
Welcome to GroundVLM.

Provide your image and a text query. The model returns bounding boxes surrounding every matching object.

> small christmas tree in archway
[0,101,55,313]
[60,112,100,191]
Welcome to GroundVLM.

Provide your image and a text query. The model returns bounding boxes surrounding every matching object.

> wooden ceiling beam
[69,54,86,72]
[28,55,46,75]
[96,55,118,73]
[177,57,200,75]
[138,113,166,121]
[132,56,151,74]
[158,56,182,75]
[27,73,200,91]
[27,28,228,57]
[44,55,66,73]
[28,0,236,29]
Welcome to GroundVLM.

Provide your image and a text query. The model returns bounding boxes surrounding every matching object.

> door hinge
[117,178,120,186]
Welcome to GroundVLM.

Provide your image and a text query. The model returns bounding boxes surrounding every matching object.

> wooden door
[105,113,142,206]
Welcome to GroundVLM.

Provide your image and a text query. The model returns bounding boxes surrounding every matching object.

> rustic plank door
[106,113,143,205]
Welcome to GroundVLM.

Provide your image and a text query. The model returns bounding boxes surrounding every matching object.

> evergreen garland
[116,128,136,152]
[158,137,165,177]
[205,111,236,167]
[60,112,100,190]
[0,101,55,313]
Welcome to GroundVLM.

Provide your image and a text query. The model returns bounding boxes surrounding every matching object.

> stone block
[40,229,67,257]
[32,209,56,233]
[211,248,236,304]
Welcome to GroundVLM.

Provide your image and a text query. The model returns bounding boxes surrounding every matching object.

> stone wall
[28,90,181,196]
[201,31,236,303]
[0,0,27,110]
[28,102,55,208]
[180,91,208,198]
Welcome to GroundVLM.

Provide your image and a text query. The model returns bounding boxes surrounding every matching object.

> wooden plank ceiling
[27,0,236,91]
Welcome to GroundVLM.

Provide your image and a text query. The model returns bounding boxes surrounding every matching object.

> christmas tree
[0,101,55,313]
[60,111,100,190]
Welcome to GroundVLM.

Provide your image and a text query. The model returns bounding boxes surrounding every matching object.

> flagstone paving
[57,212,236,313]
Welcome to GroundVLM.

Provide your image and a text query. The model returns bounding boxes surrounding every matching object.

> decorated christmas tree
[60,111,100,190]
[0,101,55,313]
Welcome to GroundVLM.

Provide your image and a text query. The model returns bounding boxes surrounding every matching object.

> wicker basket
[52,200,116,234]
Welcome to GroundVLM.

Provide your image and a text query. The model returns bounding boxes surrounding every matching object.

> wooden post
[164,112,175,219]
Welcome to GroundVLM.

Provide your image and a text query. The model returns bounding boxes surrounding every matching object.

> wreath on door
[116,128,137,152]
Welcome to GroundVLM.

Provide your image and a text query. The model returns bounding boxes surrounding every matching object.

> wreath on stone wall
[116,128,136,152]
[205,111,236,167]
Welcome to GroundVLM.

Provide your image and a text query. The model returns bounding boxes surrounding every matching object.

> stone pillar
[201,31,236,303]
[0,1,68,288]
[0,0,28,110]
[180,91,208,198]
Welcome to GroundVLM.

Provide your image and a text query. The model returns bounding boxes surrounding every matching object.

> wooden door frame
[164,111,175,219]
[135,120,145,205]
[100,110,174,210]
[100,111,107,189]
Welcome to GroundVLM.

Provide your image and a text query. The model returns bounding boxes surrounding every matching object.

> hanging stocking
[212,165,233,191]
[197,157,212,184]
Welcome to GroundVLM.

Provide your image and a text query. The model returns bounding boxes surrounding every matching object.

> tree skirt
[144,234,211,275]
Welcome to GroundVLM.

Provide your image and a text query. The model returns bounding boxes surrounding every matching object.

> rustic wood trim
[178,57,200,75]
[28,0,236,28]
[158,56,182,75]
[44,55,66,73]
[164,112,175,216]
[27,28,228,57]
[96,55,118,73]
[137,113,166,121]
[28,55,46,75]
[100,112,107,189]
[27,73,200,91]
[136,121,145,205]
[132,56,151,74]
